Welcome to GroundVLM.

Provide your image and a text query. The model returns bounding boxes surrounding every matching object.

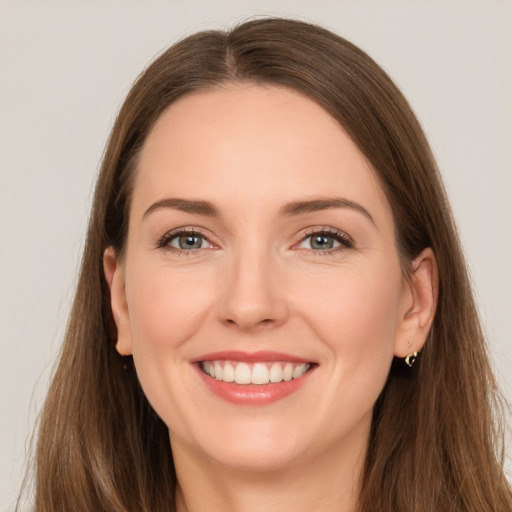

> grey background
[1,1,511,509]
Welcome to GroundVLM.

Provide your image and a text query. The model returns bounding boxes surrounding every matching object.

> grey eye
[170,233,207,250]
[310,235,335,250]
[299,234,341,250]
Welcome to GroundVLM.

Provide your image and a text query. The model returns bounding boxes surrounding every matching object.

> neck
[172,428,368,512]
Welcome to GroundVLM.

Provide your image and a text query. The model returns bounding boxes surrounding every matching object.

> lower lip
[195,365,314,406]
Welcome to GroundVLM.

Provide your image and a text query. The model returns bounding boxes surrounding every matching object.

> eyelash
[156,227,353,255]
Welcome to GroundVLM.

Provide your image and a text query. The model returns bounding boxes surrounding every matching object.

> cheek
[126,264,216,354]
[299,256,401,332]
[123,261,220,430]
[123,261,217,402]
[294,260,403,439]
[294,257,403,386]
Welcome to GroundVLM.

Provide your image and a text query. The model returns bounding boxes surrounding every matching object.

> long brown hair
[25,18,511,511]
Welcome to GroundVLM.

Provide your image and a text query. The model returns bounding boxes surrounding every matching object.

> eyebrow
[143,196,375,225]
[143,198,220,219]
[279,197,375,225]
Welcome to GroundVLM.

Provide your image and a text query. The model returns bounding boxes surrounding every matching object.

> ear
[394,247,438,358]
[103,247,133,356]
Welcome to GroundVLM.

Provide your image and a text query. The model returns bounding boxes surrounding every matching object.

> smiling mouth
[200,360,312,385]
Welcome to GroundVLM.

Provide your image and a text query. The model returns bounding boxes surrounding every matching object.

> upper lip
[190,350,314,364]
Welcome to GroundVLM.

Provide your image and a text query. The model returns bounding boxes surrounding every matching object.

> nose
[217,248,289,332]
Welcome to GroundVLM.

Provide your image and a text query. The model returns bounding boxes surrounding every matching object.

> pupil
[312,235,333,250]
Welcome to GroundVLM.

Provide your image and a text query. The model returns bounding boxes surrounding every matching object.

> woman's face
[107,84,427,472]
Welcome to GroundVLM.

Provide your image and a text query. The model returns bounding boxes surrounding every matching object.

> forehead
[133,84,391,224]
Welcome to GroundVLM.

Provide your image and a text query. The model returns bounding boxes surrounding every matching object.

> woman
[26,17,511,511]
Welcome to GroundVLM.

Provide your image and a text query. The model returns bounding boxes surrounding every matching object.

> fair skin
[104,84,437,512]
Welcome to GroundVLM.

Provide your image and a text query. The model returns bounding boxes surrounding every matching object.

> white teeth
[269,362,283,383]
[223,362,235,382]
[251,363,269,385]
[283,363,293,381]
[201,360,311,385]
[234,362,252,384]
[214,361,223,380]
[293,363,308,379]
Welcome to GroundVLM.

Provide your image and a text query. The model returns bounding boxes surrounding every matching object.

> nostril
[224,316,276,331]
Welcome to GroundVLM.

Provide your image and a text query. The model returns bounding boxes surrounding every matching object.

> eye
[158,230,213,252]
[303,234,339,250]
[171,233,208,250]
[297,229,353,252]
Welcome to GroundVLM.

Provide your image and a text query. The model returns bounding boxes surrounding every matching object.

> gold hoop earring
[405,351,418,367]
[404,340,417,367]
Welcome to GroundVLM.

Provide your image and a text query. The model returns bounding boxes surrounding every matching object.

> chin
[182,420,311,473]
[206,442,305,473]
